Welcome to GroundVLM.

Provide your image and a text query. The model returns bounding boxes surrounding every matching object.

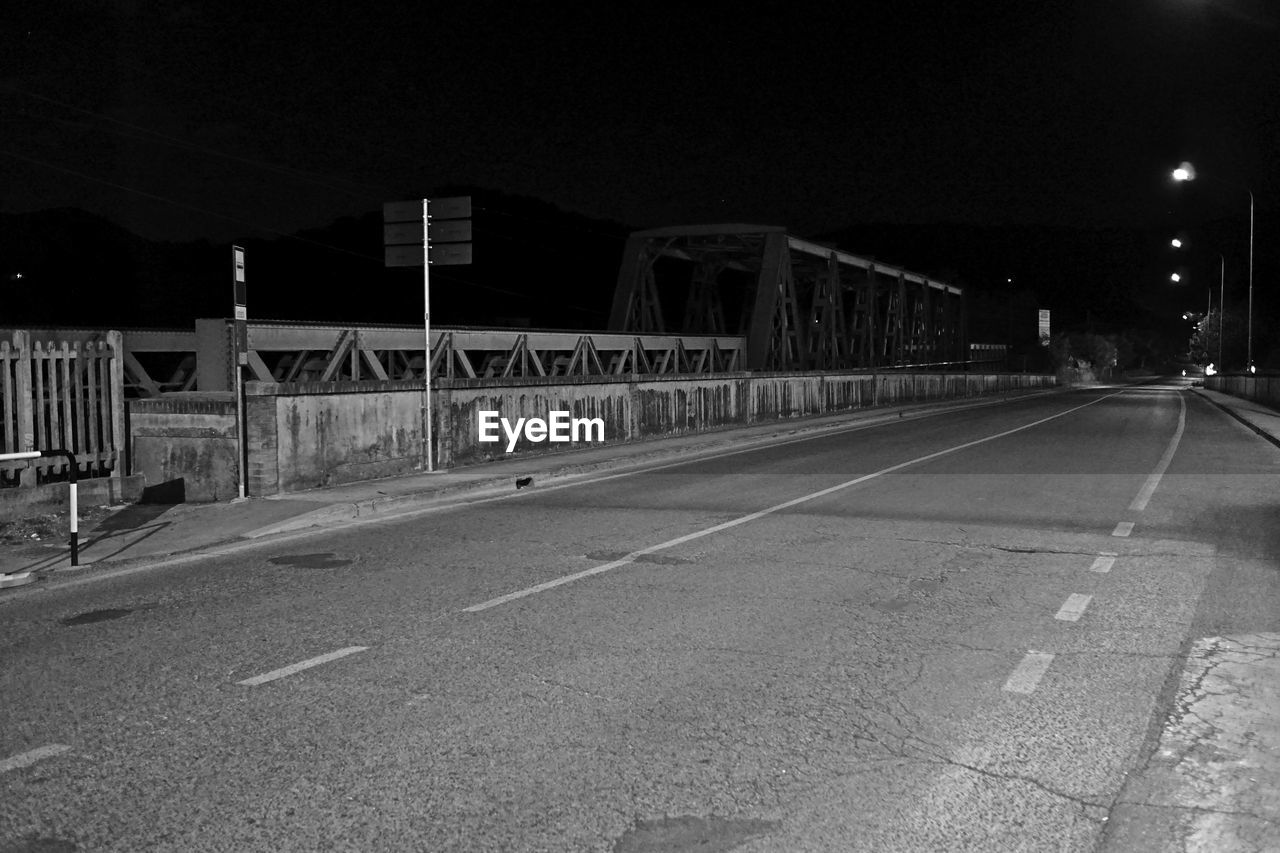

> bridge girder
[609,224,966,371]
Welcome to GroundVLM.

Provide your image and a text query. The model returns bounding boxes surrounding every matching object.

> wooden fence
[0,330,125,489]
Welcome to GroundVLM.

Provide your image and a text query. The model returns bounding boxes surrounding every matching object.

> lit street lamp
[1171,234,1226,370]
[1172,163,1255,371]
[1170,273,1181,283]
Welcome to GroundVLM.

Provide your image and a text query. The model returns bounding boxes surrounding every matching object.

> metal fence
[0,330,124,488]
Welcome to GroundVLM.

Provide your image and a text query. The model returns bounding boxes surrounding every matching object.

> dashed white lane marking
[1003,651,1055,694]
[1129,392,1187,512]
[0,744,71,774]
[1054,593,1093,622]
[236,646,368,686]
[1089,554,1117,573]
[1112,521,1134,537]
[464,392,1125,613]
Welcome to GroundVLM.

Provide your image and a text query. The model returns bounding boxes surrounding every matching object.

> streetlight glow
[1170,273,1181,282]
[1171,238,1182,248]
[1172,162,1196,182]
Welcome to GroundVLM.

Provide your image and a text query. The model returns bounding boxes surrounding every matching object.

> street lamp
[1171,234,1226,370]
[1172,162,1255,371]
[1170,273,1181,283]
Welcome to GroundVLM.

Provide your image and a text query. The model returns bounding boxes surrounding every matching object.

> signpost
[383,196,472,473]
[232,245,248,500]
[1038,309,1051,347]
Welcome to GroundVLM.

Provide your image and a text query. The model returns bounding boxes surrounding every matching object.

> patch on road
[60,608,133,626]
[1104,633,1280,851]
[0,837,77,853]
[267,552,353,569]
[613,814,779,853]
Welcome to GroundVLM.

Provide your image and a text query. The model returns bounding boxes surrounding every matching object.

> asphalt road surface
[2,382,1278,852]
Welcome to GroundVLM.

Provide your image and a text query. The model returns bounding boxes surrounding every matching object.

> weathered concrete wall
[436,370,1057,469]
[0,476,141,519]
[440,377,631,465]
[227,371,1056,496]
[1206,375,1280,408]
[127,393,238,502]
[247,380,423,494]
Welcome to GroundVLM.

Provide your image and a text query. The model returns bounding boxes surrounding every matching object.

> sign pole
[232,245,248,500]
[384,195,469,473]
[422,199,434,473]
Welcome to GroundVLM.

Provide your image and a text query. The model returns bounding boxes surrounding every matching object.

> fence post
[13,331,35,487]
[107,330,126,498]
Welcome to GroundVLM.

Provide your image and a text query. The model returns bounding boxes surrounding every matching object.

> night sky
[3,1,1279,343]
[4,0,1276,238]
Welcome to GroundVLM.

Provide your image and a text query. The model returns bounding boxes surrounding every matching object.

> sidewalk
[1193,385,1280,449]
[2,382,1273,591]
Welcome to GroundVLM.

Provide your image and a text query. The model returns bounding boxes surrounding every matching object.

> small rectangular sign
[1038,309,1051,345]
[431,243,473,265]
[431,219,472,243]
[431,195,472,220]
[232,245,246,308]
[234,306,247,321]
[384,222,423,245]
[385,245,424,267]
[383,199,425,223]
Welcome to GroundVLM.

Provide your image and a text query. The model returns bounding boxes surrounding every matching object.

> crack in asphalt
[919,753,1110,818]
[1109,798,1280,827]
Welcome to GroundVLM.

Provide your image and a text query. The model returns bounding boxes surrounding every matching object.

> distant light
[1205,363,1217,376]
[1249,364,1257,374]
[1171,238,1182,248]
[1171,273,1181,282]
[1172,162,1196,182]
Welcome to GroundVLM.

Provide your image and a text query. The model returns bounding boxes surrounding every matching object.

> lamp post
[1218,254,1225,370]
[1172,163,1255,371]
[1247,190,1255,371]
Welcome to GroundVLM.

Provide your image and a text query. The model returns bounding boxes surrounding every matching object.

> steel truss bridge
[104,323,745,395]
[610,224,966,371]
[15,223,981,396]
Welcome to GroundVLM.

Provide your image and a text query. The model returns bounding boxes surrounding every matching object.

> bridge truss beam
[609,224,966,371]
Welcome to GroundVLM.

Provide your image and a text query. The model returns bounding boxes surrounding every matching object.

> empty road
[2,381,1278,852]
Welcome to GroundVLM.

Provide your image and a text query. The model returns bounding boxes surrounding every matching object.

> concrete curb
[1191,389,1280,450]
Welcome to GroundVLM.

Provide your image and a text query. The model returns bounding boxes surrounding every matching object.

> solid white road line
[1003,651,1055,694]
[1129,392,1187,512]
[1054,593,1093,622]
[236,646,368,686]
[464,391,1124,613]
[1089,554,1117,573]
[0,744,71,774]
[1112,521,1134,537]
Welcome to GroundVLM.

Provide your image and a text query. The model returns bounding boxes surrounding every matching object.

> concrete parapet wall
[436,370,1056,469]
[247,379,424,494]
[1206,375,1280,408]
[127,393,238,502]
[151,371,1058,497]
